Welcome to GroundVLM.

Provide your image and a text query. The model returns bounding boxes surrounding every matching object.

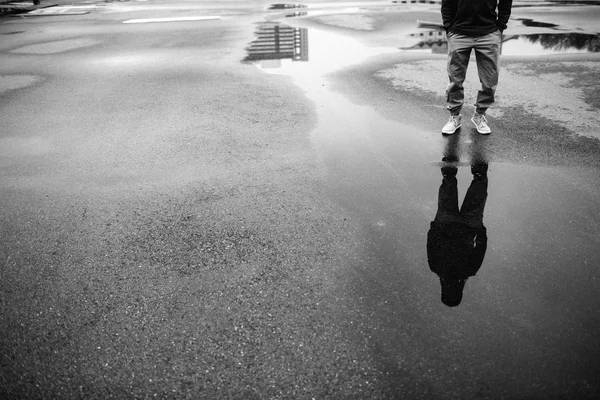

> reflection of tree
[522,33,600,52]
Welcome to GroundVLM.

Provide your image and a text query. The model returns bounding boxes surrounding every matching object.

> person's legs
[446,33,474,115]
[460,164,488,228]
[435,168,460,223]
[470,31,501,134]
[469,131,488,165]
[443,33,474,134]
[467,32,499,134]
[473,31,501,114]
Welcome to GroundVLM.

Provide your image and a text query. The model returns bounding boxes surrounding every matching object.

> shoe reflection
[427,135,489,307]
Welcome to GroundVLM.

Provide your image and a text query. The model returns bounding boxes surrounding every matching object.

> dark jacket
[441,0,512,36]
[427,221,487,280]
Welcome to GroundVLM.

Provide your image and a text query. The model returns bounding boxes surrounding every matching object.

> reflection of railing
[285,11,307,18]
[244,23,308,62]
[268,4,307,10]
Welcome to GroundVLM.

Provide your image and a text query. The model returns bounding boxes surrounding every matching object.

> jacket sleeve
[497,0,513,32]
[466,227,487,276]
[427,227,442,274]
[441,0,457,33]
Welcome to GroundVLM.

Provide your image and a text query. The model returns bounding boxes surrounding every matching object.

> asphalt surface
[1,1,600,399]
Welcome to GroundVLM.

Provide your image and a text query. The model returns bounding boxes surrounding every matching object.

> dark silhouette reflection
[516,33,600,53]
[516,18,559,29]
[427,134,489,307]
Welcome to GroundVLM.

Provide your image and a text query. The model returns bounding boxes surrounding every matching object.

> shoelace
[474,115,487,126]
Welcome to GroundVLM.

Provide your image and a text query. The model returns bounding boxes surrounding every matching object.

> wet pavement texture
[1,0,600,399]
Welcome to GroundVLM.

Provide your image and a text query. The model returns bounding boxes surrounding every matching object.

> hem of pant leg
[447,106,462,116]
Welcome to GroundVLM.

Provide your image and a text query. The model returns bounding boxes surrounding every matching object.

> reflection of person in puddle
[427,144,488,307]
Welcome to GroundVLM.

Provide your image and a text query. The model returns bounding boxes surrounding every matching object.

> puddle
[243,21,402,77]
[242,22,399,103]
[242,22,437,186]
[403,30,600,55]
[243,21,600,145]
[242,23,443,266]
[502,33,600,55]
[238,16,600,391]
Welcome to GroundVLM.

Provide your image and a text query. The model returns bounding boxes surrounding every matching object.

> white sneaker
[442,115,462,134]
[471,113,491,134]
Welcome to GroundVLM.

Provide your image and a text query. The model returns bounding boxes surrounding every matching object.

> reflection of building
[244,23,308,63]
[405,30,448,54]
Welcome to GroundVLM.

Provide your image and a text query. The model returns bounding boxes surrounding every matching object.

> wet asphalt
[1,1,600,399]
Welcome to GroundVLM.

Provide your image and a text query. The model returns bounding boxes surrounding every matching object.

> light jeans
[446,30,502,115]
